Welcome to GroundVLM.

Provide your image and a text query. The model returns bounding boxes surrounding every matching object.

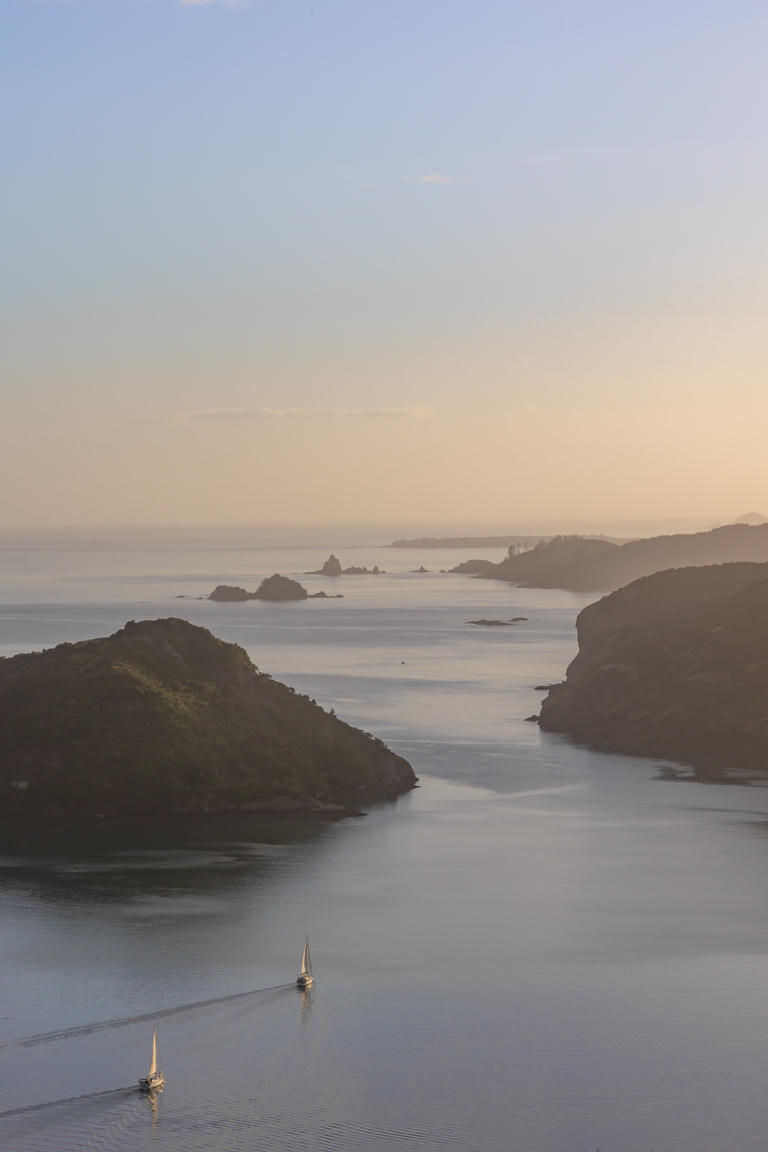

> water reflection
[6,772,768,1151]
[298,987,314,1031]
[7,539,768,1148]
[142,1085,163,1137]
[657,761,768,787]
[0,815,337,914]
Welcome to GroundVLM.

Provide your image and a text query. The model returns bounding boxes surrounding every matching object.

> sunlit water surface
[1,529,768,1150]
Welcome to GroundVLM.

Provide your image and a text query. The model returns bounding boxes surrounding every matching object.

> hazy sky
[2,0,768,526]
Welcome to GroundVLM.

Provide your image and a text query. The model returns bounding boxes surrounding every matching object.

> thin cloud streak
[151,406,434,424]
[401,174,463,184]
[179,0,246,7]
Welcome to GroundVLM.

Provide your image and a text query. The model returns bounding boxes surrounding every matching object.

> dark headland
[475,523,768,592]
[0,618,416,818]
[539,561,768,775]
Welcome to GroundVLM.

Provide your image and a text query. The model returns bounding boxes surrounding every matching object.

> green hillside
[0,618,416,818]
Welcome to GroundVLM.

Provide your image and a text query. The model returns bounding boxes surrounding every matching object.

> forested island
[539,561,768,774]
[0,619,416,818]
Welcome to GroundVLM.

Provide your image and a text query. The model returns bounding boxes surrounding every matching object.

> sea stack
[317,555,343,576]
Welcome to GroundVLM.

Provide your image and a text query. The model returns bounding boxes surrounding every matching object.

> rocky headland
[539,561,768,773]
[450,559,497,574]
[0,618,416,818]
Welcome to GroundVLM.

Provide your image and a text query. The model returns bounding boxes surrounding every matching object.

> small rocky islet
[0,618,416,818]
[209,558,389,602]
[467,617,528,627]
[307,555,384,576]
[209,574,343,602]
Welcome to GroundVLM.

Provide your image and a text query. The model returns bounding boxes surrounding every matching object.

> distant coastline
[388,535,547,549]
[387,533,631,549]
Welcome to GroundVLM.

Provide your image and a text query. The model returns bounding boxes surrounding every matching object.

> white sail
[148,1027,157,1078]
[301,935,311,975]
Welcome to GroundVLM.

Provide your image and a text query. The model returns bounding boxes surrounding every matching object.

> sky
[2,0,768,528]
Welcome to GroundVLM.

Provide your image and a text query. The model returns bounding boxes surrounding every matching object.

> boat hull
[296,974,314,988]
[139,1073,165,1092]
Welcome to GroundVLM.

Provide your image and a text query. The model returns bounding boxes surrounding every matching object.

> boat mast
[148,1026,157,1077]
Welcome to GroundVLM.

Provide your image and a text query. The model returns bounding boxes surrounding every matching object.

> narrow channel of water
[1,530,767,1150]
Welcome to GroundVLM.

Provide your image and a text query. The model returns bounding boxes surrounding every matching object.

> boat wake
[0,1085,134,1120]
[0,983,294,1053]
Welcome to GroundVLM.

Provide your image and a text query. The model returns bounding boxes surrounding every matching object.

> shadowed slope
[539,561,768,771]
[0,619,415,817]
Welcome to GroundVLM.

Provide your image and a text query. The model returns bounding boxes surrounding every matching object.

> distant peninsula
[450,559,497,574]
[389,533,631,550]
[539,561,768,774]
[0,618,416,818]
[307,555,384,576]
[388,535,547,549]
[475,524,768,592]
[209,574,343,601]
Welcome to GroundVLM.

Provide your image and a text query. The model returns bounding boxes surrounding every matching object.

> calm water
[2,529,768,1150]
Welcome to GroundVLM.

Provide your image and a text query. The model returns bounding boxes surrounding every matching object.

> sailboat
[138,1026,165,1091]
[296,934,314,988]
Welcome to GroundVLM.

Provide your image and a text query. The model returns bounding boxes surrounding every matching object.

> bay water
[1,528,768,1150]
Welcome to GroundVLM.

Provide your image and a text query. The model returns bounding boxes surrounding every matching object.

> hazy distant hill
[388,533,629,549]
[388,535,547,549]
[733,512,768,525]
[539,561,768,772]
[479,524,768,591]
